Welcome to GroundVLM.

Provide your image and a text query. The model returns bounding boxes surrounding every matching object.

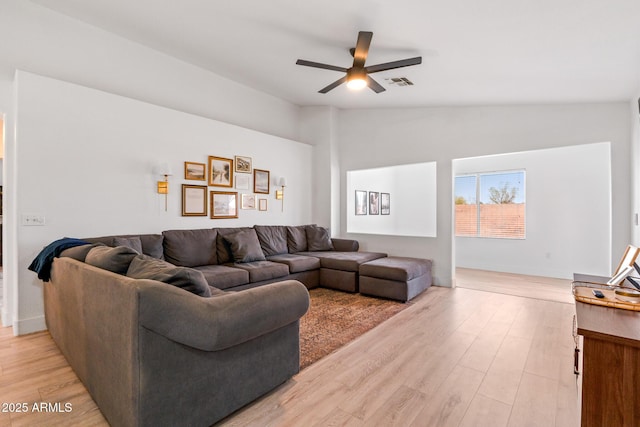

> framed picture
[355,190,368,215]
[235,155,252,174]
[182,185,207,216]
[210,191,238,219]
[258,198,267,211]
[235,174,250,190]
[369,192,380,215]
[253,169,270,194]
[241,193,256,210]
[208,156,233,187]
[184,162,206,181]
[381,193,390,215]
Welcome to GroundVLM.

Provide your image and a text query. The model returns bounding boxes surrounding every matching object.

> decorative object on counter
[184,162,206,181]
[210,191,238,219]
[254,169,270,194]
[235,155,252,173]
[182,185,207,216]
[208,156,233,187]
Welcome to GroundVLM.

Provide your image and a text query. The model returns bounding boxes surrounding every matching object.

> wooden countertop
[576,301,640,348]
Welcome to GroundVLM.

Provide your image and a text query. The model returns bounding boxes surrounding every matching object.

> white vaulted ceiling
[30,0,640,109]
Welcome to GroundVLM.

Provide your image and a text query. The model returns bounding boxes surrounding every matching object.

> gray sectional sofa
[83,224,388,293]
[43,224,402,427]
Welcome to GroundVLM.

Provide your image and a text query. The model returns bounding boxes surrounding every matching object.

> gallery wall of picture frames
[181,154,273,219]
[355,190,390,216]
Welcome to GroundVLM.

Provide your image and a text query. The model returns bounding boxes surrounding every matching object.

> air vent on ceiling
[385,77,414,87]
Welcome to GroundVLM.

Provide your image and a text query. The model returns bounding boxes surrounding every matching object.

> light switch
[21,214,46,226]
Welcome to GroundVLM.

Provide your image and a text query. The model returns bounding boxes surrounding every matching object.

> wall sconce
[276,177,286,212]
[154,163,173,211]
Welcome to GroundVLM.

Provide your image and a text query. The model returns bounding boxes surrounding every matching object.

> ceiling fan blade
[366,75,385,93]
[319,76,348,93]
[352,31,373,69]
[296,59,348,73]
[365,57,422,74]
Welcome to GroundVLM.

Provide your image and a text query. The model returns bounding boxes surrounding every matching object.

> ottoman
[359,256,432,302]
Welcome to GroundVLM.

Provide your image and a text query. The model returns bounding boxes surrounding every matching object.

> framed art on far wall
[369,191,380,215]
[208,156,233,187]
[355,190,367,215]
[253,169,270,194]
[184,162,206,181]
[381,193,390,215]
[241,193,256,210]
[182,184,207,216]
[258,198,267,211]
[235,155,252,174]
[235,174,250,190]
[210,191,238,219]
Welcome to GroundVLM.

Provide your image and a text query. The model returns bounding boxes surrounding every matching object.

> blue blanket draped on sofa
[28,237,88,281]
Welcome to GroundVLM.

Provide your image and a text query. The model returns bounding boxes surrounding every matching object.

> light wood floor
[0,271,579,427]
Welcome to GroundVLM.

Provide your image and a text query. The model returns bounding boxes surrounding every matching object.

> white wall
[346,162,437,237]
[0,0,300,141]
[9,71,313,334]
[454,143,611,279]
[335,104,631,286]
[631,95,640,247]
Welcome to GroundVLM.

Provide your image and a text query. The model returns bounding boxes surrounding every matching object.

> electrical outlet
[21,214,46,226]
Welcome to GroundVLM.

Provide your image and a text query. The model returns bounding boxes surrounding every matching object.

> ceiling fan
[296,31,422,94]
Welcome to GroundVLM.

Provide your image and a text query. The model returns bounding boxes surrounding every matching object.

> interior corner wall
[336,103,631,286]
[299,106,340,233]
[11,71,313,334]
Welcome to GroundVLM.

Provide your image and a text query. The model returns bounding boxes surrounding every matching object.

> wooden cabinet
[576,301,640,426]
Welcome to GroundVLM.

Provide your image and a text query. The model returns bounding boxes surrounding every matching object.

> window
[455,170,525,239]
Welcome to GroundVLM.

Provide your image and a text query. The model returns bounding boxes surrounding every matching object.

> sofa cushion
[287,225,308,253]
[359,256,432,282]
[83,234,165,259]
[113,236,143,254]
[85,245,139,274]
[230,260,290,283]
[222,229,266,263]
[162,229,217,267]
[306,225,334,251]
[126,255,211,297]
[60,243,104,262]
[216,227,253,264]
[297,251,388,272]
[193,265,250,290]
[267,254,321,273]
[254,225,288,256]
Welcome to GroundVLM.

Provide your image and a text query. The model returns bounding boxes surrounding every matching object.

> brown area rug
[299,288,410,370]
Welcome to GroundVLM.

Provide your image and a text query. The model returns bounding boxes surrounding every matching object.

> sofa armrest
[138,280,309,351]
[331,238,359,252]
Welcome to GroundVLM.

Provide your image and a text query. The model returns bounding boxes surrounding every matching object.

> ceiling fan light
[346,77,367,90]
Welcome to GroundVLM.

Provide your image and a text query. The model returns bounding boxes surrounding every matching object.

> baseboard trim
[13,315,46,335]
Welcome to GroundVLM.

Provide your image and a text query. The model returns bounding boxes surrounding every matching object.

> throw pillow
[113,236,143,255]
[126,255,211,297]
[162,229,217,267]
[85,245,139,275]
[60,243,105,262]
[306,225,334,251]
[254,225,288,256]
[222,229,266,263]
[287,225,308,253]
